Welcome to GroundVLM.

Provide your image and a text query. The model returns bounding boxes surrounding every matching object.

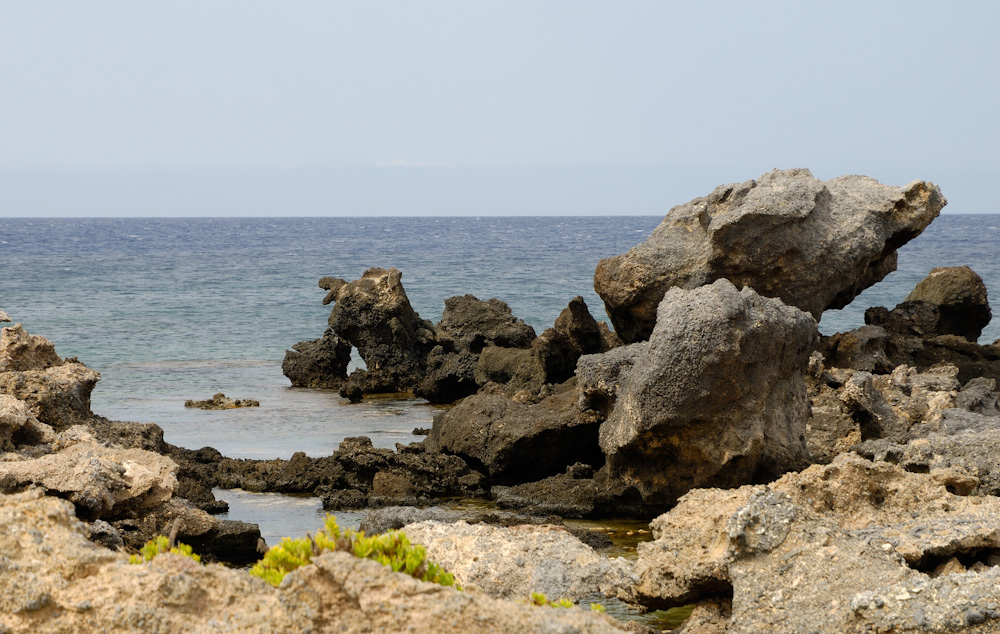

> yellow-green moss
[128,535,202,564]
[250,514,459,589]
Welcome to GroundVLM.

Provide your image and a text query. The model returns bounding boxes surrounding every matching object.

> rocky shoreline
[4,168,1000,632]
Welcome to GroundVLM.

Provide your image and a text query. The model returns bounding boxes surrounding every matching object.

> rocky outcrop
[0,426,177,521]
[0,488,625,634]
[215,437,487,509]
[402,520,635,602]
[424,383,604,484]
[594,279,817,510]
[618,453,1000,632]
[0,322,257,560]
[820,266,999,384]
[595,168,945,342]
[281,327,351,389]
[184,393,259,410]
[322,268,437,397]
[904,265,992,341]
[436,294,536,352]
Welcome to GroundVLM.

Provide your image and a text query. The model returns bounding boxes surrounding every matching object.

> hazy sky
[2,1,997,216]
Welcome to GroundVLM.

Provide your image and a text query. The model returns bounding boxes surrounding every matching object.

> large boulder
[281,327,352,389]
[618,454,1000,632]
[322,268,437,393]
[595,168,945,342]
[904,265,992,341]
[424,384,604,485]
[594,279,817,509]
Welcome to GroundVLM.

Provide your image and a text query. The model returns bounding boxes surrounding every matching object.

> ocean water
[2,215,998,548]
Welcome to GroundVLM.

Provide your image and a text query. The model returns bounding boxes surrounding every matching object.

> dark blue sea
[1,215,998,547]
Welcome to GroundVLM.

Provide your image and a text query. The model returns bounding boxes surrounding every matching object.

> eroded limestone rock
[595,168,945,342]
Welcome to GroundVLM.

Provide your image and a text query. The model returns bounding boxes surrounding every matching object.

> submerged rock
[595,168,945,342]
[184,393,260,410]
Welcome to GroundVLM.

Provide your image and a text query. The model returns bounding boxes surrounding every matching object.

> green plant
[128,535,202,564]
[528,592,606,613]
[250,514,459,589]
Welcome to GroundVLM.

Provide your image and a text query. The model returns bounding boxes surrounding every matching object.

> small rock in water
[412,427,430,435]
[184,393,260,410]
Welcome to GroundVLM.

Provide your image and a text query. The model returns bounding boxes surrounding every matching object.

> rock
[217,438,485,507]
[402,520,635,602]
[618,453,1000,632]
[577,343,647,418]
[0,361,101,430]
[815,324,893,373]
[555,296,620,356]
[0,393,52,451]
[360,505,555,536]
[324,267,437,394]
[493,469,601,518]
[1,488,624,634]
[424,384,604,484]
[597,280,817,509]
[414,346,480,403]
[0,323,63,372]
[595,168,945,342]
[184,393,260,410]
[805,363,962,463]
[474,346,545,393]
[436,294,536,352]
[87,519,124,551]
[904,265,992,341]
[281,327,352,388]
[0,426,178,521]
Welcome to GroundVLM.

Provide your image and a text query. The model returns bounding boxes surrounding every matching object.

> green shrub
[529,592,606,613]
[250,514,458,589]
[128,535,202,564]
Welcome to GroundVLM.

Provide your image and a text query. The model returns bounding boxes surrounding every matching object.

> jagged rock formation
[0,322,260,562]
[617,454,1000,632]
[595,168,945,342]
[0,488,626,634]
[591,279,817,509]
[213,436,487,509]
[820,267,1000,384]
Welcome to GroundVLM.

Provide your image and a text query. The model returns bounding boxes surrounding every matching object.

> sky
[1,1,997,217]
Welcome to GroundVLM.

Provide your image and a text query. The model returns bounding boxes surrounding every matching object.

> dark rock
[318,487,367,510]
[594,168,945,342]
[413,347,479,403]
[216,452,345,493]
[436,295,535,352]
[184,393,259,410]
[905,265,992,341]
[816,325,893,374]
[424,384,604,485]
[88,519,124,551]
[598,279,817,509]
[474,347,545,393]
[324,268,437,394]
[359,506,466,534]
[281,327,352,389]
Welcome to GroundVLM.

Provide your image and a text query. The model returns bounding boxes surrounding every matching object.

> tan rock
[402,520,635,602]
[0,324,63,372]
[0,488,626,634]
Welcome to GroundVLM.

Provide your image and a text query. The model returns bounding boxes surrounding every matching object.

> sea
[1,215,998,544]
